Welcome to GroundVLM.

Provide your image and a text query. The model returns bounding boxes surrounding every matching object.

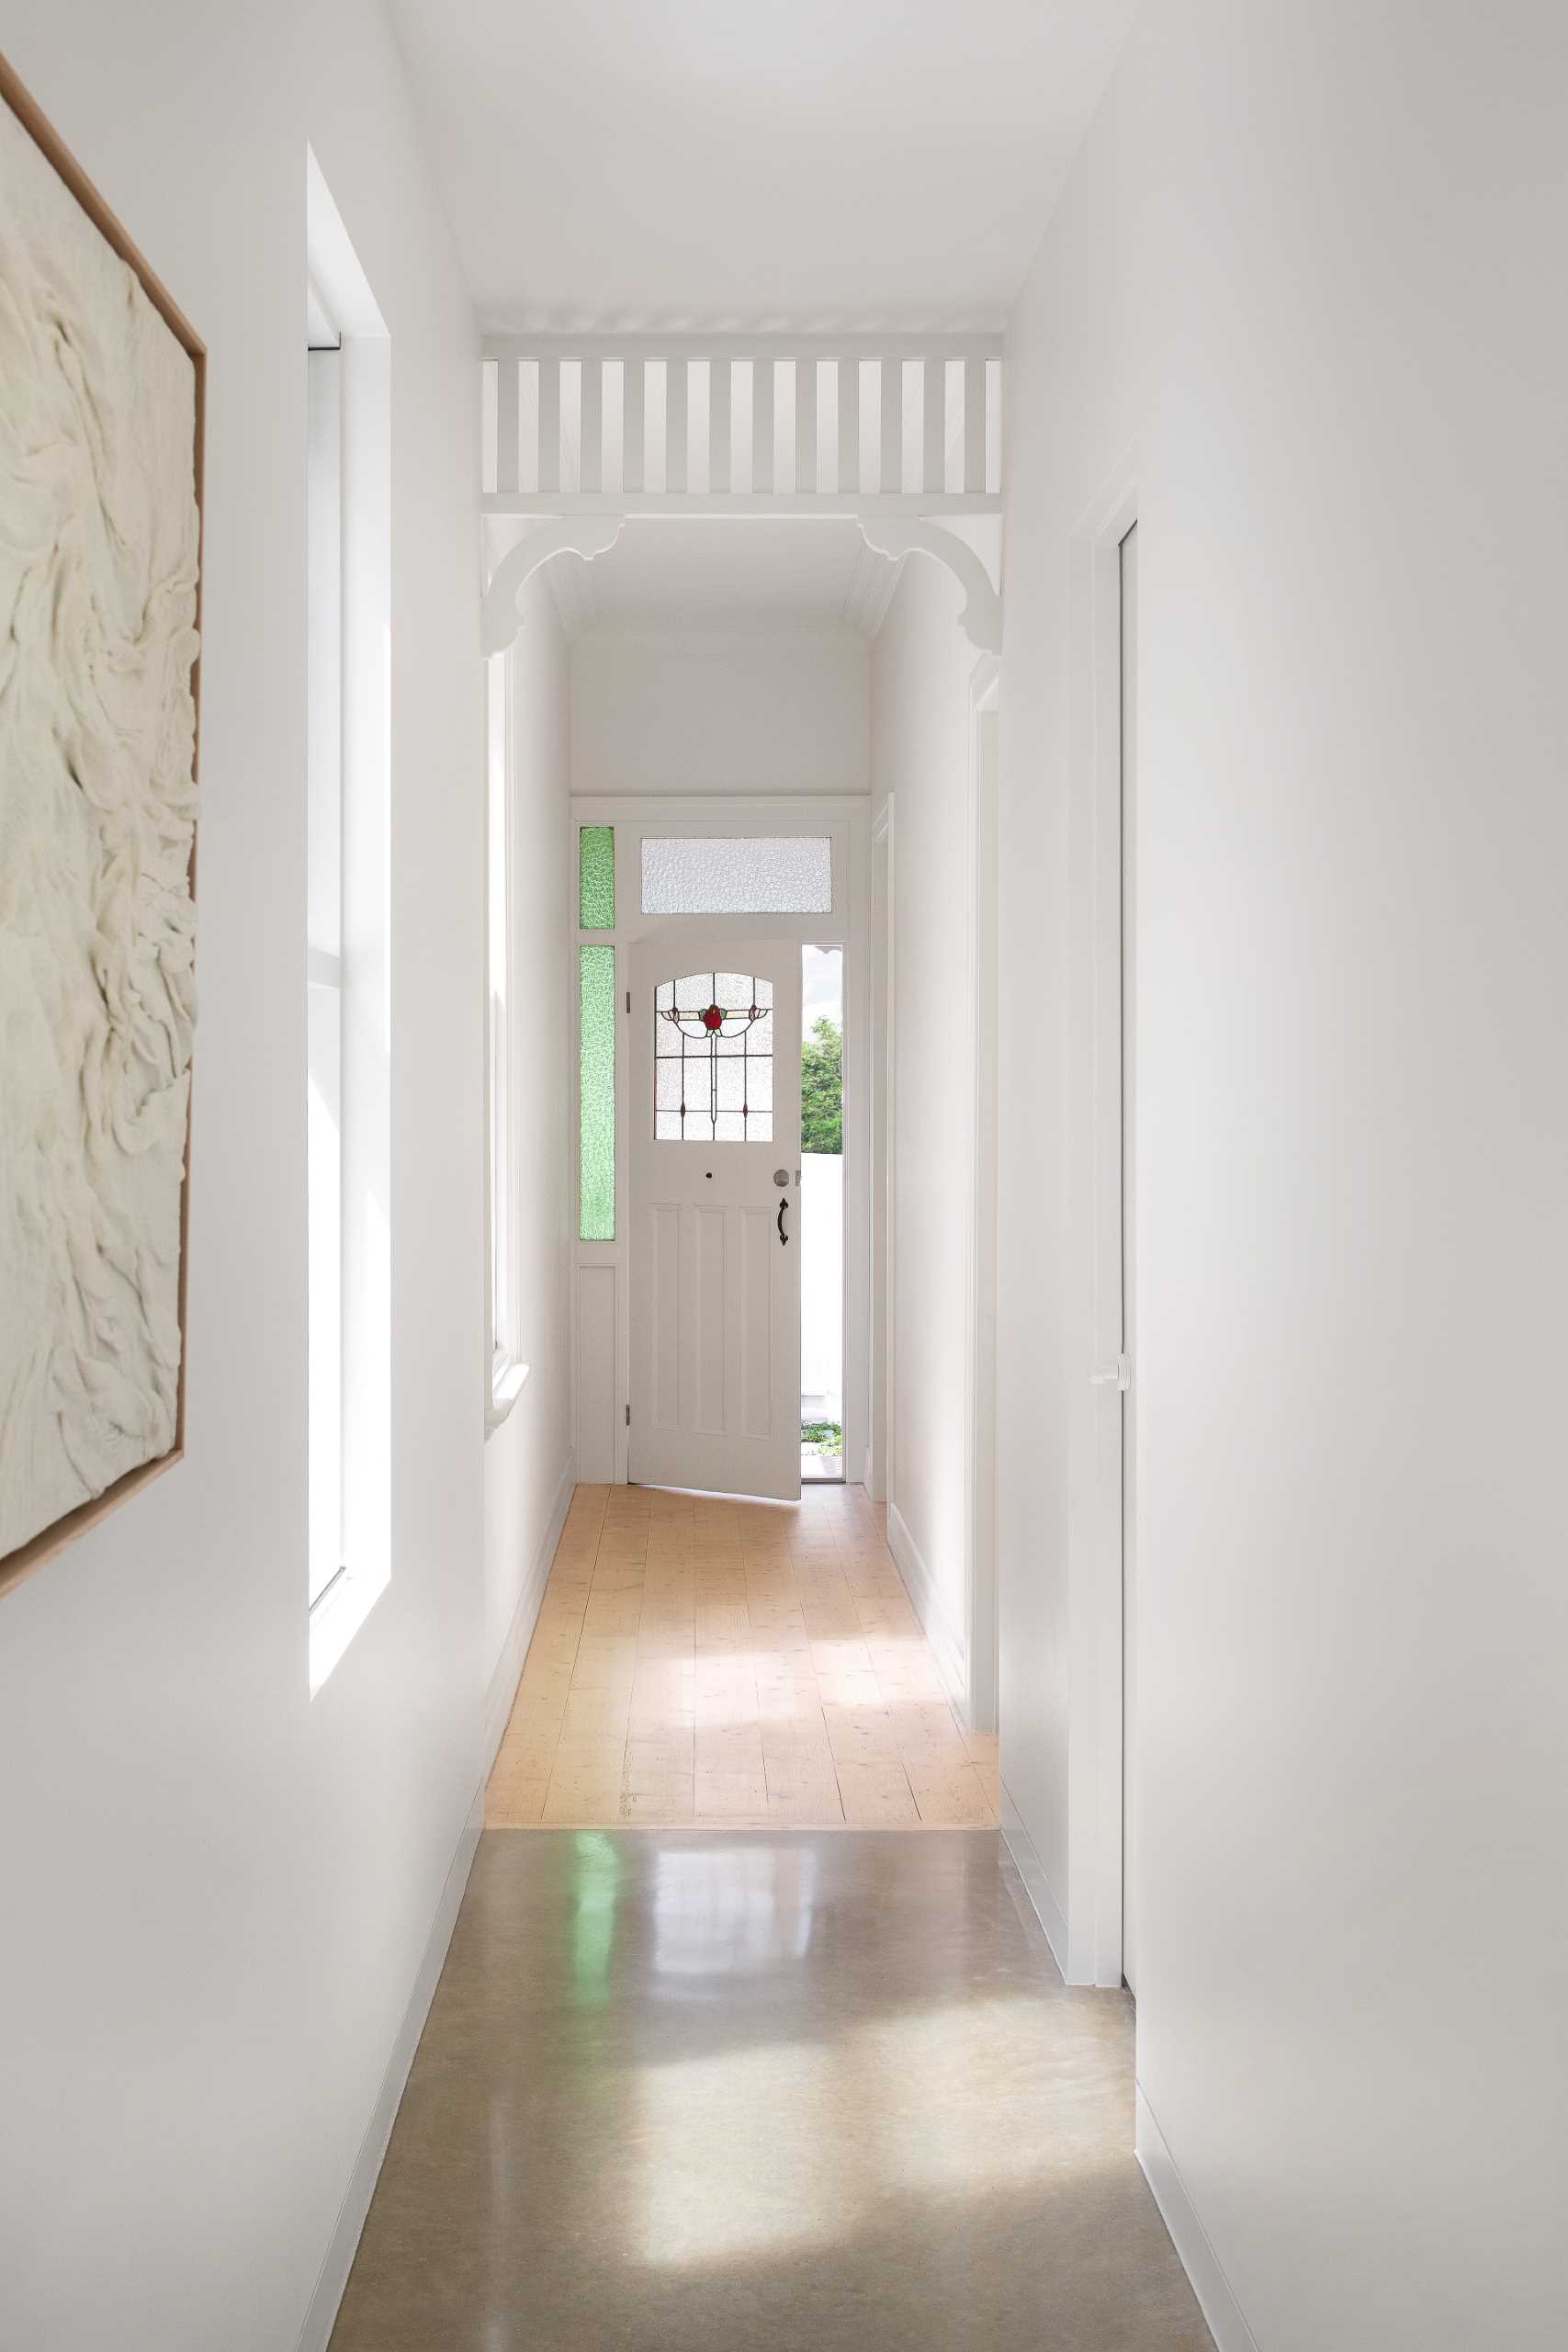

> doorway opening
[800,944,844,1484]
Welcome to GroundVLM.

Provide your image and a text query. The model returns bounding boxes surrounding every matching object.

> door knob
[773,1168,790,1186]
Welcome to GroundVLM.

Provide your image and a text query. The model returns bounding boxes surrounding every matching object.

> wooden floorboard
[486,1483,998,1830]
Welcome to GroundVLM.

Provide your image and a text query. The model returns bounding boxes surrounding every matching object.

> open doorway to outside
[801,944,844,1483]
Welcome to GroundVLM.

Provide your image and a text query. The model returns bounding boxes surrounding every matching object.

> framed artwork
[0,53,204,1594]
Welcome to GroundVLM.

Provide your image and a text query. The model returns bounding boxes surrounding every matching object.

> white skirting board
[293,1785,483,2352]
[885,1500,969,1721]
[482,1449,576,1774]
[998,1778,1069,1982]
[1135,2086,1261,2352]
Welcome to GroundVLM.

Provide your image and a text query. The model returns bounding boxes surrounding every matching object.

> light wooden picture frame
[0,52,204,1598]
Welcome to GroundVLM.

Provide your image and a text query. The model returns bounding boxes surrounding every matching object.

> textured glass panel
[641,835,831,915]
[579,825,615,930]
[653,971,773,1142]
[579,945,615,1239]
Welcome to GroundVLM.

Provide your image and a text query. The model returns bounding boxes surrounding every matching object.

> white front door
[628,935,802,1500]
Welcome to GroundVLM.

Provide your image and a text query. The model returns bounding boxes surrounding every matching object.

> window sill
[486,1358,530,1435]
[309,1558,389,1696]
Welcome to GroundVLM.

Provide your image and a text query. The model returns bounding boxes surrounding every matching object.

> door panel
[629,935,802,1499]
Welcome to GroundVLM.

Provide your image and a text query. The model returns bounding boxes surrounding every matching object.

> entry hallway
[329,1830,1213,2351]
[487,1483,999,1830]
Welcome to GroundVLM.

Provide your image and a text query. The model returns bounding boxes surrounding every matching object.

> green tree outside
[800,1015,842,1154]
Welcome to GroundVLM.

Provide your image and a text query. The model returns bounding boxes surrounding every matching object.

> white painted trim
[574,793,868,823]
[857,515,1002,654]
[886,1501,967,1720]
[483,331,1004,363]
[1135,2087,1261,2352]
[998,1779,1068,1982]
[483,492,1003,520]
[484,514,1000,658]
[571,796,870,1494]
[481,517,626,656]
[484,1356,529,1436]
[1062,452,1140,1988]
[482,1449,576,1771]
[964,660,1000,1735]
[294,1786,482,2352]
[841,537,900,639]
[869,798,895,1503]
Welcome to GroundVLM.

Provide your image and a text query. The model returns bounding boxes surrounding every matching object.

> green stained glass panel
[579,945,615,1240]
[579,825,615,931]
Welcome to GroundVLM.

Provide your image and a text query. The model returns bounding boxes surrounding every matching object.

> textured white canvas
[0,98,199,1560]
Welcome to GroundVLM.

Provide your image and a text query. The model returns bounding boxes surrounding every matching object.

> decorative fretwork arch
[479,330,1005,662]
[481,512,998,660]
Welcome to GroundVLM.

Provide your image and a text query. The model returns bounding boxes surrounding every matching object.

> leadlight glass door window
[654,972,773,1142]
[641,835,831,915]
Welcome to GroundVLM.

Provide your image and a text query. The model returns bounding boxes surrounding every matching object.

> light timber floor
[486,1482,999,1831]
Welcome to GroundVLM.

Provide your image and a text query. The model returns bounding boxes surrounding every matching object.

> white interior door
[629,936,802,1499]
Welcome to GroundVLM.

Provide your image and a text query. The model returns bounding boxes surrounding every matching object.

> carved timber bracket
[853,514,1002,656]
[481,516,626,656]
[480,510,1001,661]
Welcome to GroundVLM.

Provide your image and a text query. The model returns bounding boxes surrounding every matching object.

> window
[640,834,830,915]
[579,945,616,1238]
[486,655,524,1419]
[306,338,344,1609]
[578,825,616,1241]
[306,153,391,1690]
[580,823,615,929]
[654,973,774,1142]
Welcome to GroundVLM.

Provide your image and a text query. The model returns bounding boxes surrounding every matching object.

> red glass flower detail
[702,1002,724,1032]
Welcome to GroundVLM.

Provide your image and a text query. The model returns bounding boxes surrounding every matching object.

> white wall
[571,632,869,794]
[873,560,977,1702]
[997,4,1568,2346]
[482,577,575,1723]
[0,6,490,2347]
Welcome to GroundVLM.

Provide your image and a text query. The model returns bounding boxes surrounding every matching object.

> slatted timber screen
[481,342,1003,503]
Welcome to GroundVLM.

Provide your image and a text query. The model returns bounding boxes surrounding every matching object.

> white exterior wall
[997,4,1568,2346]
[800,1155,844,1414]
[0,6,491,2346]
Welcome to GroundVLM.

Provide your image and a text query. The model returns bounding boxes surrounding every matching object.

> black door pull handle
[777,1196,789,1246]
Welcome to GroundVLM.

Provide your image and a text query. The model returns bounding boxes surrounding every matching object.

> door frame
[965,659,1001,1734]
[570,795,870,1488]
[868,797,895,1504]
[1060,462,1139,1988]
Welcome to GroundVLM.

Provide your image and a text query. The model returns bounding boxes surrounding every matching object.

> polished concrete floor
[330,1830,1213,2351]
[488,1483,999,1830]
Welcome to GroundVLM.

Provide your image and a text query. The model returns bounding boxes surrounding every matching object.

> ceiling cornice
[840,538,901,639]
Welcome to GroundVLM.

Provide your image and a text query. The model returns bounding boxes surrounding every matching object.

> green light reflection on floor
[570,1831,623,2007]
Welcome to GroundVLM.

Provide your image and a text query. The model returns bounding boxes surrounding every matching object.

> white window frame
[306,152,393,1694]
[486,648,527,1429]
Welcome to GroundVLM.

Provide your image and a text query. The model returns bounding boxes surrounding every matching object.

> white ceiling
[551,518,890,637]
[391,0,1135,326]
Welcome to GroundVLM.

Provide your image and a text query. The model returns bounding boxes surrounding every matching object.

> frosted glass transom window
[641,835,831,916]
[655,973,773,1142]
